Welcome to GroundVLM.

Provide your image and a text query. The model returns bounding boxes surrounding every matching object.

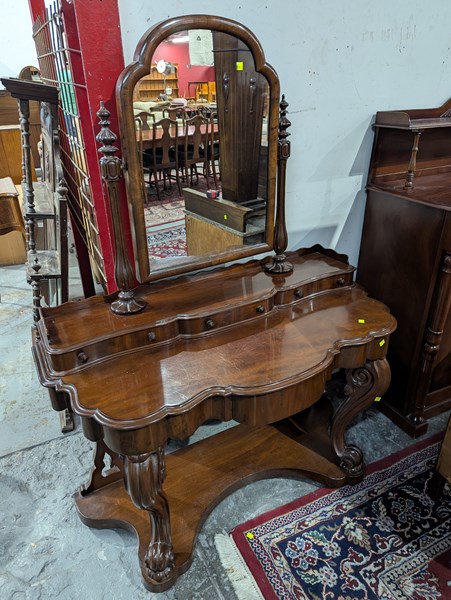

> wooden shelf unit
[135,65,179,101]
[357,99,451,436]
[1,78,69,322]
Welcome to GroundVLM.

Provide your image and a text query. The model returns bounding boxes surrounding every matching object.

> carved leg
[81,439,123,495]
[123,448,175,583]
[330,358,391,480]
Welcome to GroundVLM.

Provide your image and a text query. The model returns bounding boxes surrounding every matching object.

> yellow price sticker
[379,339,386,347]
[246,532,254,539]
[374,396,381,402]
[236,61,244,71]
[358,318,365,324]
[223,214,228,220]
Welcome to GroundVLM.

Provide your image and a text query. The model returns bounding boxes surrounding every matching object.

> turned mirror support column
[265,95,293,274]
[96,102,146,315]
[330,358,391,481]
[123,448,175,583]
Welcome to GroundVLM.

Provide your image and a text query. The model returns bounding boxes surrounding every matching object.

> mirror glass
[134,31,269,270]
[118,17,279,282]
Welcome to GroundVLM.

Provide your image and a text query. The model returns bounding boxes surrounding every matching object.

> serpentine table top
[33,247,396,591]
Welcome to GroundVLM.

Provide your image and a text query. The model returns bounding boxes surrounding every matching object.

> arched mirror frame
[116,14,280,283]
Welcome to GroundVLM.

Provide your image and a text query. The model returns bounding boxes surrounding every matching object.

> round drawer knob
[336,277,346,286]
[294,289,304,298]
[147,332,156,342]
[256,305,265,314]
[77,351,88,364]
[205,319,215,329]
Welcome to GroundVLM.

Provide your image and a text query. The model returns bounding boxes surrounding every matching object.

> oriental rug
[228,436,451,600]
[146,224,187,260]
[144,198,185,229]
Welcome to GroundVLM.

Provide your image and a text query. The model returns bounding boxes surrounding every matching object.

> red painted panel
[28,0,45,23]
[67,0,132,292]
[30,0,137,293]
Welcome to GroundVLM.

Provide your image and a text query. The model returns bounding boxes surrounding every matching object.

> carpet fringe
[214,533,265,600]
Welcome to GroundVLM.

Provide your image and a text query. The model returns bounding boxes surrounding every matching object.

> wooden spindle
[404,130,422,190]
[18,97,37,254]
[30,256,42,324]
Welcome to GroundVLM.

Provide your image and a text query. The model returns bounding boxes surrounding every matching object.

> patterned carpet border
[146,225,187,260]
[231,433,450,600]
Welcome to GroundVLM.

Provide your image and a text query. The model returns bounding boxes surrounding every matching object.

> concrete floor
[0,261,449,599]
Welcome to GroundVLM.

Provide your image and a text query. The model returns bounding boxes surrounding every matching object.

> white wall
[0,3,38,85]
[118,1,451,265]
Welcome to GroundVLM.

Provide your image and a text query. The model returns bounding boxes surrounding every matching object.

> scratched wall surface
[118,0,451,266]
[0,3,38,83]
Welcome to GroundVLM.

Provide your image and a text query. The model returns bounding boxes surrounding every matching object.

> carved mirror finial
[96,102,147,315]
[265,95,293,274]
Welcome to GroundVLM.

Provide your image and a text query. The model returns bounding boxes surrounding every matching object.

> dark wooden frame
[116,14,280,283]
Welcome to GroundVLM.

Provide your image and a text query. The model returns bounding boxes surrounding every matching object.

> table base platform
[74,419,353,592]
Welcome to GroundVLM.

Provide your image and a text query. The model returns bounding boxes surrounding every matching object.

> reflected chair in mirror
[135,116,151,202]
[135,110,154,131]
[162,106,185,122]
[202,112,220,189]
[142,117,182,202]
[176,113,211,188]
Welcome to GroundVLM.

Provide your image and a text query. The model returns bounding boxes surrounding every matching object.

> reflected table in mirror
[137,120,219,149]
[32,246,396,592]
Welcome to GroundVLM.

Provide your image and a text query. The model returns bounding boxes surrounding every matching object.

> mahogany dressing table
[32,15,396,592]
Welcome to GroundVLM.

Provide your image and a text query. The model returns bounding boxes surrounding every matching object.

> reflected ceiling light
[171,35,189,44]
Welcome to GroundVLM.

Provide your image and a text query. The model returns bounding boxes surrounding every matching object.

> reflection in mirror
[132,30,270,271]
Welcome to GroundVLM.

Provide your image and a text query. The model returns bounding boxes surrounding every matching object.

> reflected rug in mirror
[227,436,450,599]
[147,225,187,260]
[144,199,185,229]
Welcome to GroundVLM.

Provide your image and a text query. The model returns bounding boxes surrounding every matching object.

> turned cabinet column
[411,251,451,425]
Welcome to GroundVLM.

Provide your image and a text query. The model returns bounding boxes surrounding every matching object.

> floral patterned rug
[230,436,451,599]
[147,225,187,260]
[144,199,185,229]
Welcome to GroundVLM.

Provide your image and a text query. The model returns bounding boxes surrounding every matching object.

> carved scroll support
[18,97,36,253]
[96,102,146,315]
[403,129,423,190]
[123,448,175,583]
[330,358,391,481]
[410,252,451,426]
[265,95,293,274]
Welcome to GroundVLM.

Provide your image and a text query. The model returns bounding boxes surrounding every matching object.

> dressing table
[32,15,396,592]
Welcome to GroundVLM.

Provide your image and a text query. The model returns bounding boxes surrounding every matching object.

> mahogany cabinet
[357,100,451,436]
